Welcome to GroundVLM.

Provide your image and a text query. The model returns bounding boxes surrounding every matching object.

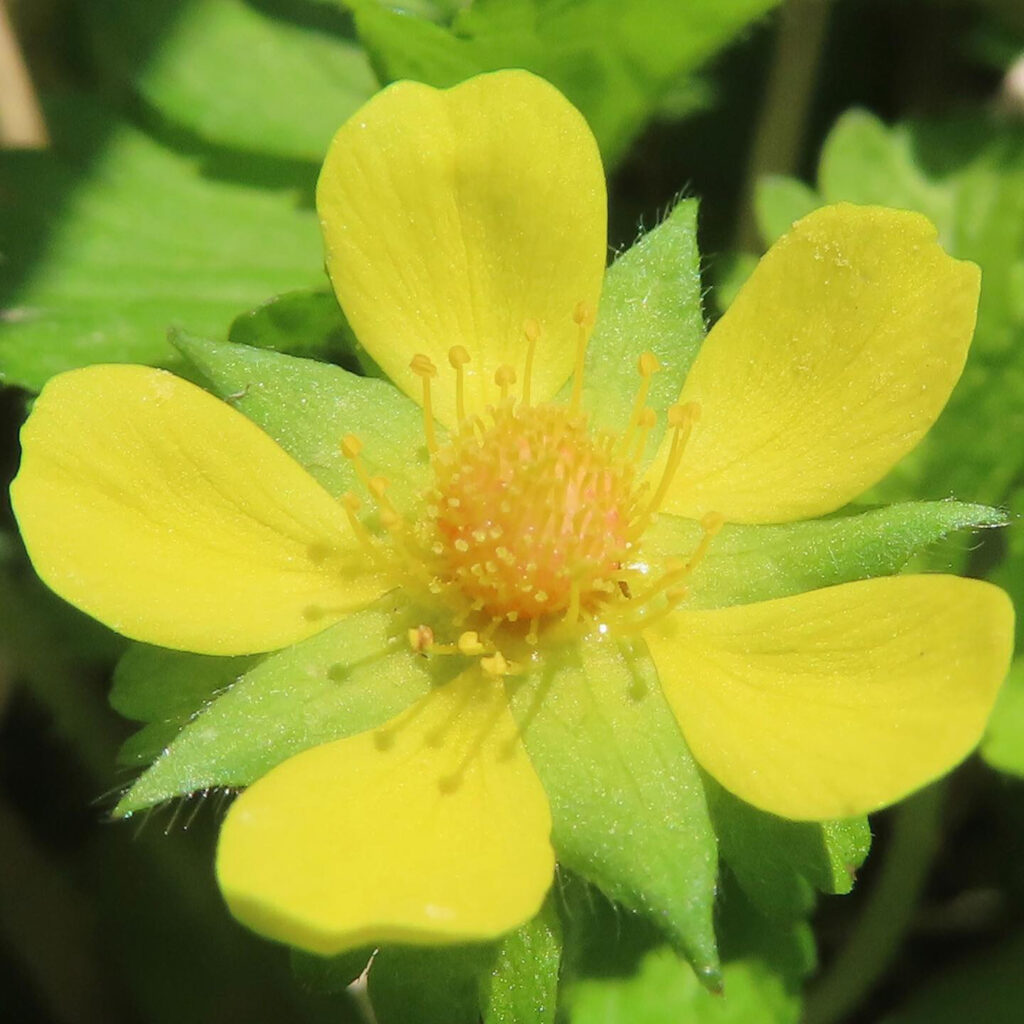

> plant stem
[803,784,946,1024]
[736,0,830,252]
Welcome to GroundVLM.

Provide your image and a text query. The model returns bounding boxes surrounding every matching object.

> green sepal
[110,645,258,768]
[506,637,720,985]
[171,330,431,513]
[0,101,322,391]
[482,896,562,1024]
[577,199,705,463]
[706,778,870,921]
[290,946,374,995]
[367,943,498,1024]
[114,597,449,815]
[84,0,377,161]
[644,501,1007,610]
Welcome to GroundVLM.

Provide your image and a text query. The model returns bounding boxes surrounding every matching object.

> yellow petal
[11,365,386,655]
[660,204,980,523]
[644,575,1013,820]
[317,69,606,428]
[217,671,554,954]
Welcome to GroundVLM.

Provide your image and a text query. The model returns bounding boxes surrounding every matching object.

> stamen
[495,364,516,404]
[340,492,381,560]
[410,354,439,453]
[619,352,661,455]
[569,301,594,416]
[644,402,700,522]
[522,319,541,407]
[631,407,658,462]
[563,581,582,626]
[448,346,470,426]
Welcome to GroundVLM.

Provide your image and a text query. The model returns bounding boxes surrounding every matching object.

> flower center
[430,403,634,620]
[338,310,719,672]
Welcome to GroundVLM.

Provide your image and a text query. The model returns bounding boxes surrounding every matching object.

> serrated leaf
[85,0,377,160]
[645,501,1005,610]
[482,898,562,1024]
[172,332,430,512]
[0,102,322,391]
[507,638,719,984]
[575,199,705,462]
[368,943,497,1024]
[706,779,869,922]
[353,0,780,167]
[115,597,452,814]
[567,947,800,1024]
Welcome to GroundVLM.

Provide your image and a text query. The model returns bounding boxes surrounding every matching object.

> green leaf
[172,332,431,512]
[707,778,869,921]
[115,597,450,814]
[981,658,1024,776]
[507,638,720,984]
[0,103,323,391]
[85,0,377,160]
[368,944,497,1024]
[578,199,705,463]
[353,0,780,167]
[110,645,258,767]
[567,947,800,1024]
[644,501,1005,610]
[753,174,820,246]
[482,898,562,1024]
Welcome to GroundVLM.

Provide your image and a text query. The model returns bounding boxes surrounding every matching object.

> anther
[522,319,541,407]
[408,625,434,653]
[340,434,363,459]
[449,346,470,426]
[458,631,486,656]
[495,364,517,404]
[481,651,510,676]
[410,353,439,453]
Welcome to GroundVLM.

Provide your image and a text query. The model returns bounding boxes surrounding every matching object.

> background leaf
[351,0,780,166]
[0,102,323,391]
[84,0,377,160]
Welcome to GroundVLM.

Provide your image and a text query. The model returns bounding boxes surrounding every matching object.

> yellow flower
[10,71,1013,959]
